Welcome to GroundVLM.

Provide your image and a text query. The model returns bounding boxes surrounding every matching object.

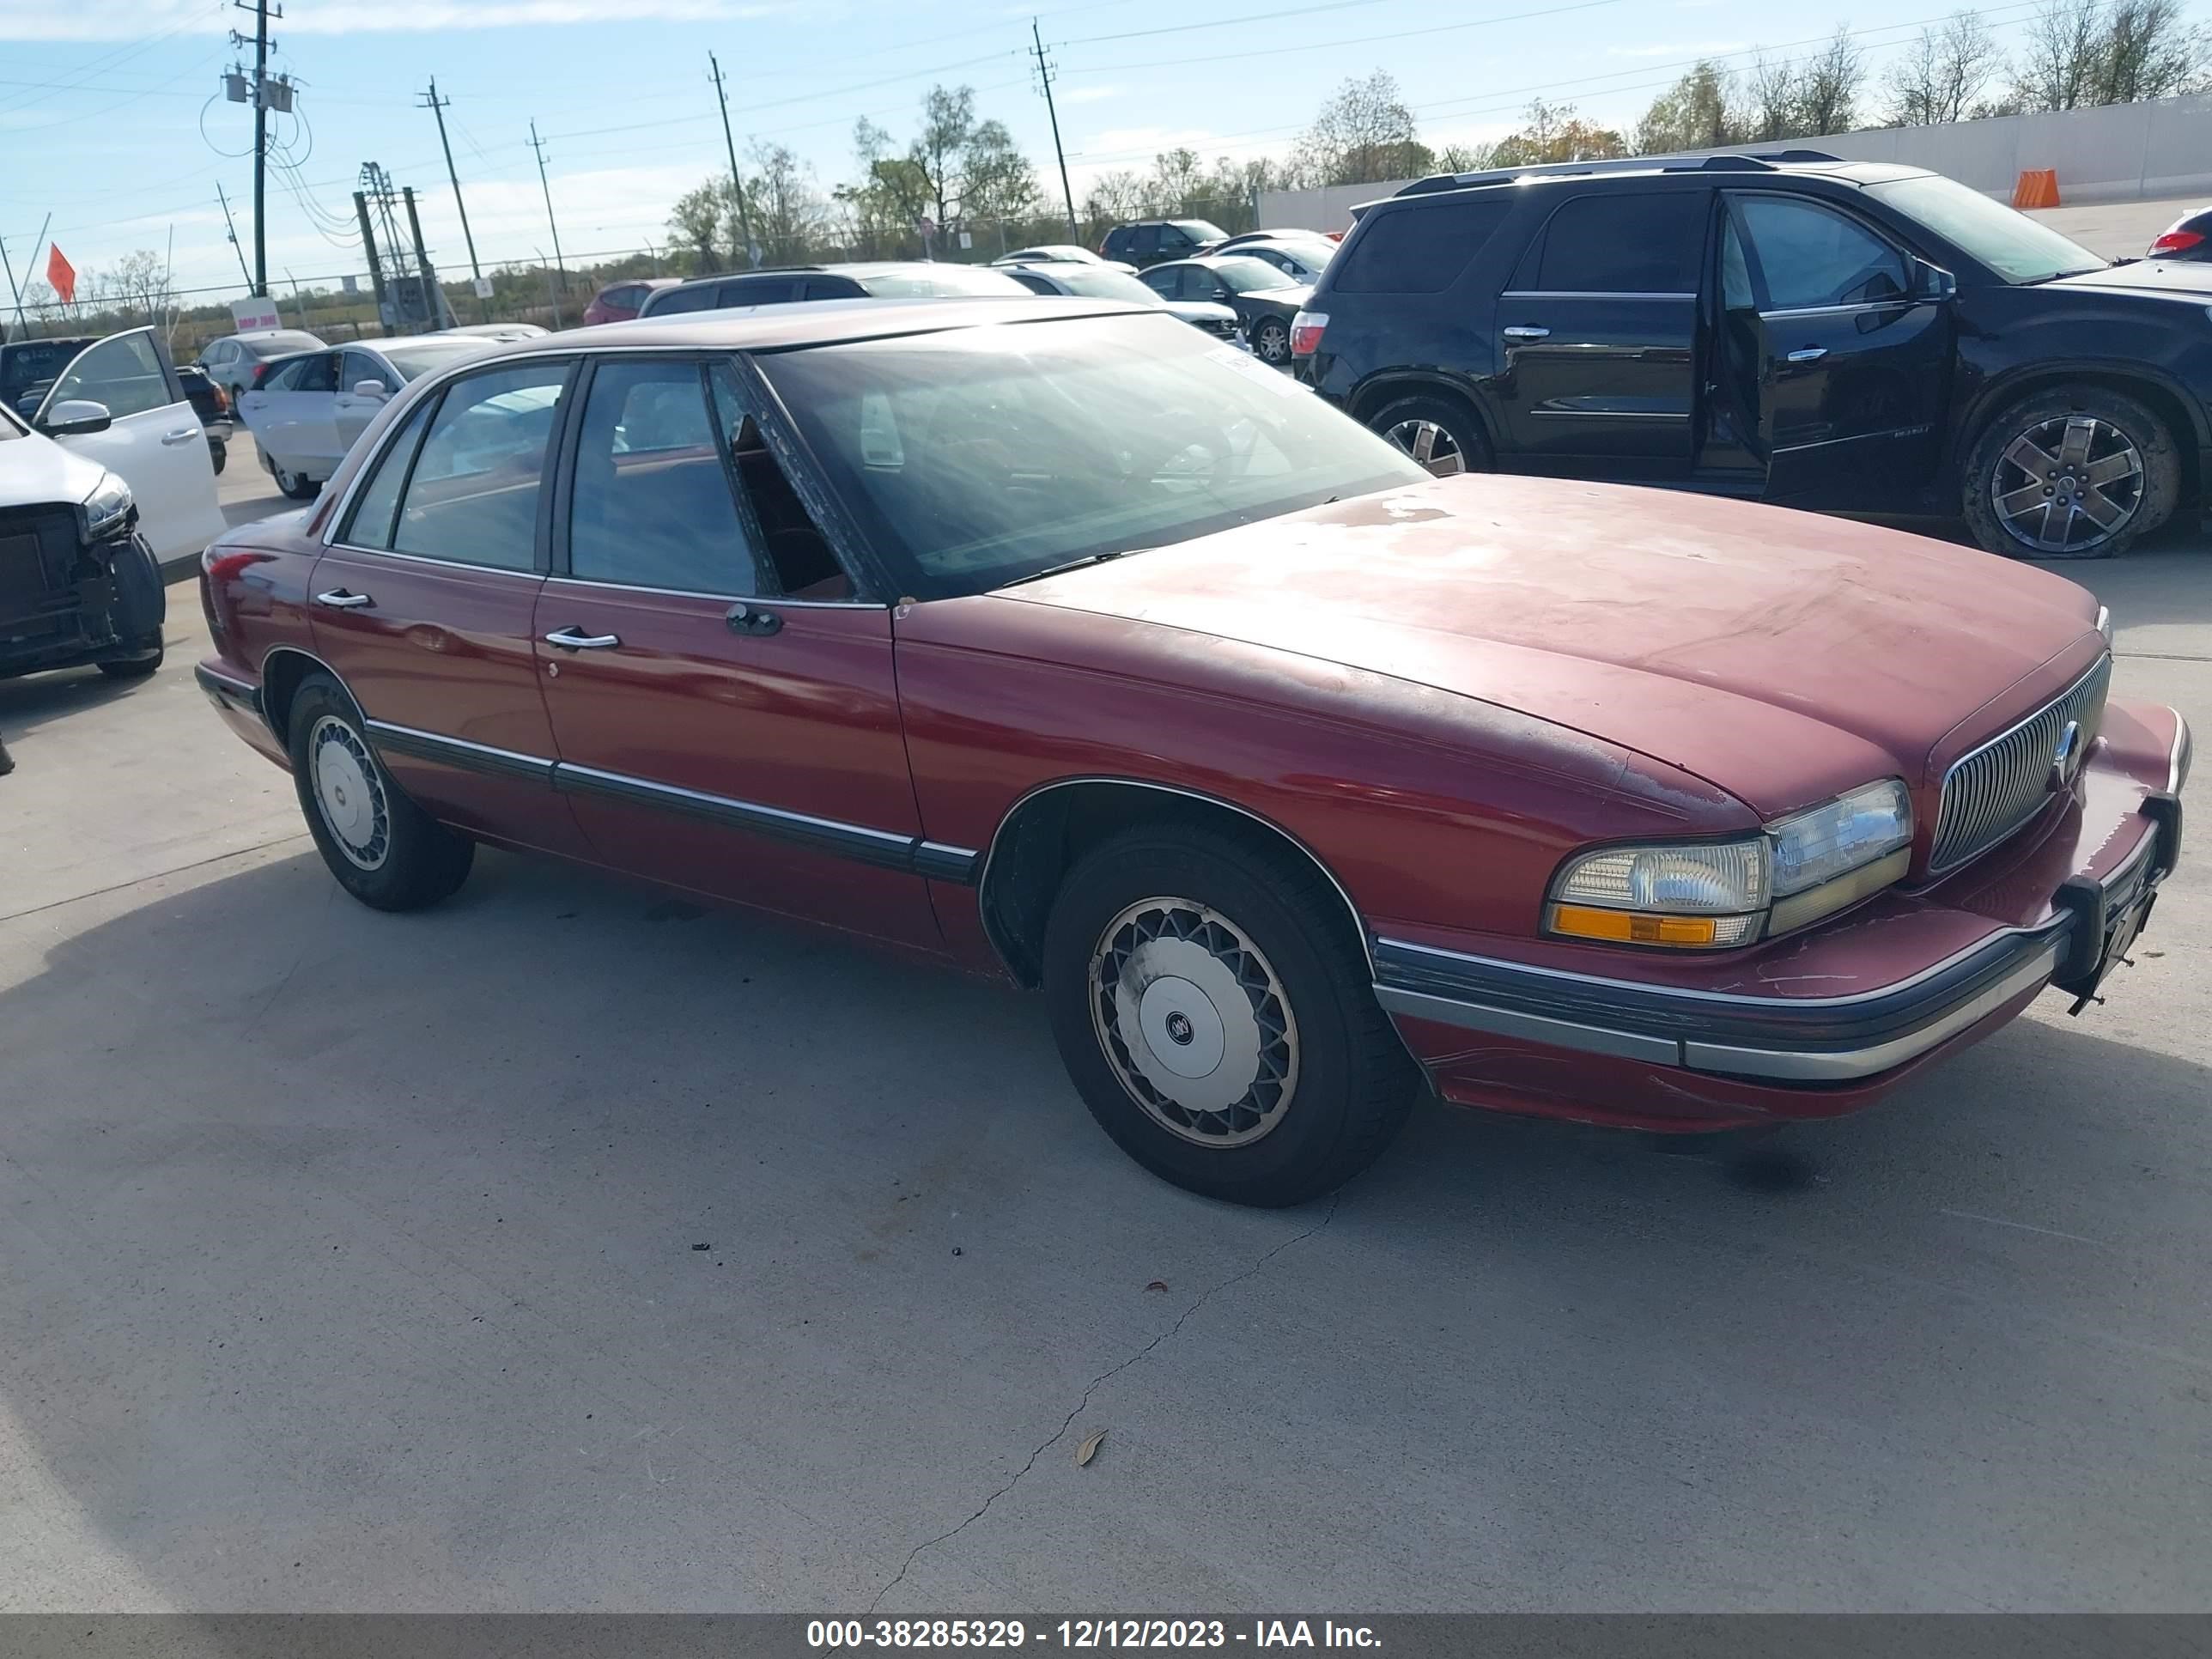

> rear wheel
[1249,317,1291,366]
[1042,826,1415,1206]
[271,459,319,501]
[1961,385,2179,560]
[286,673,473,911]
[1367,391,1492,477]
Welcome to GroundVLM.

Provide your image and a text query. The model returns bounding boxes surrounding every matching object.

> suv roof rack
[1393,149,1844,197]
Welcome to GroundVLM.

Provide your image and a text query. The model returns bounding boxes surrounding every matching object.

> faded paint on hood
[999,475,2104,820]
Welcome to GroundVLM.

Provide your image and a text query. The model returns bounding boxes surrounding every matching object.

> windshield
[1209,257,1300,294]
[758,313,1426,599]
[381,342,493,381]
[856,266,1031,298]
[1868,173,2106,284]
[1046,266,1168,304]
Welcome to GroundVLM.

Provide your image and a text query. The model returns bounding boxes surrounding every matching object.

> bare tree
[2011,0,2108,108]
[1745,52,1803,140]
[96,251,176,327]
[744,143,826,266]
[1634,61,1743,154]
[1292,70,1433,185]
[666,183,723,271]
[1795,26,1868,134]
[2095,0,2209,101]
[1885,10,2002,124]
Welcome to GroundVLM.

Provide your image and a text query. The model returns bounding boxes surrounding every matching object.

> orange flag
[46,242,76,305]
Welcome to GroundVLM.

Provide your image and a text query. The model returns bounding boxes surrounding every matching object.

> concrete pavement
[2030,195,2203,258]
[0,514,2208,1612]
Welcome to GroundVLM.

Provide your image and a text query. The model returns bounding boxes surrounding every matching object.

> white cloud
[0,0,784,40]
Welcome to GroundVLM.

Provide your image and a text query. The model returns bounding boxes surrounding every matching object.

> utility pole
[0,235,24,341]
[528,120,568,324]
[420,78,489,322]
[708,52,758,269]
[403,186,453,329]
[229,0,282,295]
[1031,20,1079,244]
[216,184,253,288]
[354,190,389,334]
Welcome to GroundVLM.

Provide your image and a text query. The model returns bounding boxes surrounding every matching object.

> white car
[236,336,494,499]
[3,326,227,682]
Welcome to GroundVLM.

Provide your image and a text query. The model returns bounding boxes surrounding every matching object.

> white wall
[1256,92,2212,234]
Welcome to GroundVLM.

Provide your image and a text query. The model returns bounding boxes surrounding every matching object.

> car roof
[665,261,964,291]
[417,296,1141,360]
[1388,151,1932,205]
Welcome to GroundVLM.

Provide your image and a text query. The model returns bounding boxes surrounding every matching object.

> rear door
[1492,187,1709,471]
[308,357,591,856]
[532,354,939,945]
[35,327,223,565]
[1722,191,1953,505]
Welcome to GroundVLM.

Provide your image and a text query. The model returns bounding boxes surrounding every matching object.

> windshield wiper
[997,547,1148,588]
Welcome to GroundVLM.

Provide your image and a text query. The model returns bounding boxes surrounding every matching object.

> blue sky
[0,0,2193,297]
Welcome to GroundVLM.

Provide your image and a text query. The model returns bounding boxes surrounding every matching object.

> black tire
[1960,384,2180,561]
[95,641,162,680]
[1249,317,1291,366]
[286,672,473,911]
[1365,391,1493,477]
[94,538,166,678]
[1042,824,1416,1207]
[210,437,228,475]
[272,459,319,501]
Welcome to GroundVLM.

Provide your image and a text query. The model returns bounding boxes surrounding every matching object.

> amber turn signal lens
[1550,905,1718,946]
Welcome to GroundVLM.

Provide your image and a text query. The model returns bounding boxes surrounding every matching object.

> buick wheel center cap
[1138,976,1226,1081]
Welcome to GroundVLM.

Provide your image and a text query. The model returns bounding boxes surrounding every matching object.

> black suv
[1099,220,1230,270]
[1296,151,2212,559]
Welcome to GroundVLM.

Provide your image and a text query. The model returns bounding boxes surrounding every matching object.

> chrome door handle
[544,626,621,649]
[161,428,198,445]
[1502,325,1550,341]
[314,589,373,609]
[1785,347,1828,363]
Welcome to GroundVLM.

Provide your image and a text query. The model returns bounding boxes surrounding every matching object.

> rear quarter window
[1522,191,1709,294]
[1330,198,1513,294]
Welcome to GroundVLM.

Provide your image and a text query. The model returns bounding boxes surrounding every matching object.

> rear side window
[650,284,719,315]
[1528,192,1708,294]
[720,278,799,306]
[1332,198,1512,294]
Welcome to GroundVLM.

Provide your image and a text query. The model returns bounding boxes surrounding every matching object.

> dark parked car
[2,335,97,419]
[1100,219,1230,269]
[1001,261,1243,340]
[1294,150,2212,560]
[192,301,2186,1206]
[2148,205,2212,261]
[1139,256,1311,364]
[638,262,1029,318]
[175,363,233,473]
[583,278,679,326]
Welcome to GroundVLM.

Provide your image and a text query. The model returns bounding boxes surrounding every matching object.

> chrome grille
[1929,654,2111,872]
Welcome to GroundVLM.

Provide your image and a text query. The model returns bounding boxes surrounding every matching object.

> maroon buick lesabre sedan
[195,301,2191,1206]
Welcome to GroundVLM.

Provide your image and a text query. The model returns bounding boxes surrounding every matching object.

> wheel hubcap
[1089,896,1299,1148]
[1255,323,1289,362]
[1383,417,1466,477]
[1992,414,2143,554]
[311,715,391,871]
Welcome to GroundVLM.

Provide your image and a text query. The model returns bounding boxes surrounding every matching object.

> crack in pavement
[866,1191,1344,1613]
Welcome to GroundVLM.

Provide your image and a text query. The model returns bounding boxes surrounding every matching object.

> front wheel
[1366,392,1492,477]
[286,672,474,911]
[1042,826,1415,1206]
[1960,385,2179,560]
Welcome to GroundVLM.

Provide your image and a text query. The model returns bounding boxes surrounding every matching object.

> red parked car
[581,276,678,326]
[193,301,2191,1206]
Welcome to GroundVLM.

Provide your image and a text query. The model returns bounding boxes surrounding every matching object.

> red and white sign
[231,296,283,332]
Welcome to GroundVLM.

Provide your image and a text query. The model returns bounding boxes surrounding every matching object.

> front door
[532,355,940,948]
[332,349,393,452]
[37,327,224,564]
[308,356,591,857]
[1722,191,1953,506]
[1492,187,1710,473]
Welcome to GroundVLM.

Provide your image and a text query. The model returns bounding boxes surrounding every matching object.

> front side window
[340,350,389,393]
[391,362,570,569]
[568,360,763,593]
[757,313,1427,600]
[1531,192,1707,293]
[291,353,340,394]
[46,330,173,420]
[1735,195,1908,309]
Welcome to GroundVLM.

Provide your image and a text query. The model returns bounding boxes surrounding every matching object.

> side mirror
[43,399,113,436]
[351,379,390,398]
[1911,258,1958,301]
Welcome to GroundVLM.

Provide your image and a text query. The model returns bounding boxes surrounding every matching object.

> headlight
[1547,778,1913,949]
[82,471,134,538]
[2096,605,2114,647]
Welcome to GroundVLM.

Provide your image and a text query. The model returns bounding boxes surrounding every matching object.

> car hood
[999,476,2104,820]
[2046,258,2212,299]
[0,428,109,512]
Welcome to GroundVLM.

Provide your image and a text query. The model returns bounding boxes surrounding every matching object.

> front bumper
[1378,702,2189,1128]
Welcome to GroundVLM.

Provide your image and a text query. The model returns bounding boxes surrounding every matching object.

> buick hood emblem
[2049,720,2084,793]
